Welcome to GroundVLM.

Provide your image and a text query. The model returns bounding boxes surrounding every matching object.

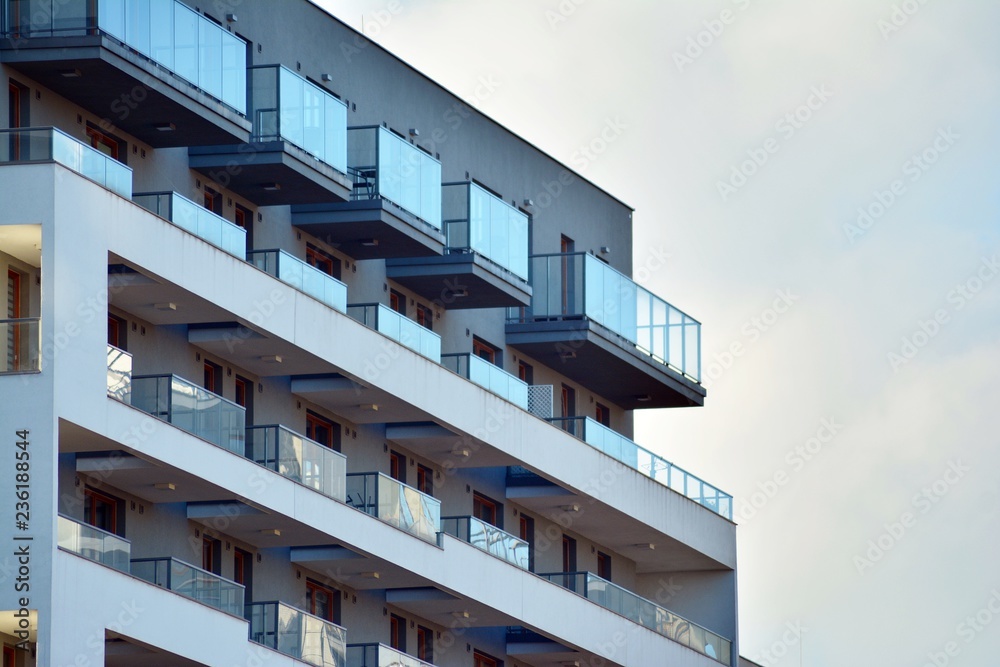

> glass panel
[344,303,442,363]
[198,14,223,103]
[106,344,132,402]
[57,515,131,572]
[132,557,244,615]
[247,602,346,667]
[149,0,173,69]
[130,374,245,453]
[0,318,40,373]
[136,191,245,258]
[245,425,347,502]
[279,67,305,149]
[447,354,528,410]
[171,2,199,89]
[220,31,245,112]
[345,473,441,543]
[247,250,347,313]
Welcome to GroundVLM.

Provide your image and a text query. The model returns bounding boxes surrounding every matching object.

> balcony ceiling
[505,319,706,410]
[386,254,532,310]
[188,142,352,206]
[1,36,249,147]
[292,200,445,260]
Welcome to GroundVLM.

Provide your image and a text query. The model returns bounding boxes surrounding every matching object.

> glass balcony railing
[0,127,132,198]
[541,572,731,665]
[441,516,530,570]
[106,344,132,402]
[345,472,441,544]
[347,643,436,667]
[513,253,702,381]
[131,556,244,616]
[134,191,246,258]
[1,317,40,374]
[550,417,732,520]
[441,353,528,410]
[442,181,529,281]
[249,65,348,174]
[346,303,441,362]
[4,0,247,113]
[347,126,441,229]
[130,374,245,453]
[247,601,347,667]
[248,249,347,313]
[57,514,130,572]
[246,425,346,501]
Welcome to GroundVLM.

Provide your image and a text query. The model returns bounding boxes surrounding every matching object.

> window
[203,360,222,394]
[8,80,27,159]
[597,551,612,580]
[234,548,253,602]
[561,384,576,425]
[562,535,577,572]
[416,625,433,662]
[203,186,222,215]
[389,450,406,484]
[519,514,535,571]
[473,650,501,667]
[202,536,221,574]
[472,337,499,365]
[306,580,339,623]
[473,492,500,528]
[416,464,433,496]
[108,314,126,349]
[84,488,121,536]
[3,645,14,667]
[7,269,22,370]
[235,204,253,252]
[306,411,340,451]
[517,361,533,384]
[235,375,253,426]
[415,304,433,330]
[561,235,575,314]
[307,244,340,279]
[389,289,406,314]
[390,613,406,652]
[595,402,610,427]
[86,125,122,161]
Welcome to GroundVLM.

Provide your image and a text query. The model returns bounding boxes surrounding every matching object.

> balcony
[506,252,705,409]
[247,601,347,667]
[345,472,441,544]
[134,191,246,258]
[189,65,352,206]
[346,303,441,362]
[542,572,731,665]
[441,516,530,570]
[106,343,131,401]
[0,317,39,374]
[0,127,131,198]
[291,126,445,260]
[551,417,732,520]
[386,181,531,309]
[130,373,245,452]
[1,0,250,146]
[441,353,528,410]
[57,514,130,572]
[246,424,347,502]
[347,643,435,667]
[131,556,244,616]
[248,249,347,313]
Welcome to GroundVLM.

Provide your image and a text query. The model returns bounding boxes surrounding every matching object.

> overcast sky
[315,1,1000,664]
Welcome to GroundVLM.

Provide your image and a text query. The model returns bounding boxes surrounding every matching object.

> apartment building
[0,1,737,666]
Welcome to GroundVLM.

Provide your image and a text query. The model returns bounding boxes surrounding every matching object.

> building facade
[0,1,737,666]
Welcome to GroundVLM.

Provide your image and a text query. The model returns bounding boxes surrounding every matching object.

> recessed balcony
[347,643,437,667]
[247,600,347,667]
[290,126,445,260]
[385,181,531,309]
[506,252,705,409]
[550,417,732,520]
[57,514,130,572]
[1,0,250,146]
[130,373,245,453]
[131,556,245,616]
[189,65,352,206]
[542,571,732,665]
[345,472,441,544]
[133,191,246,259]
[246,424,347,502]
[441,515,530,570]
[346,302,441,362]
[248,249,348,313]
[441,353,528,410]
[0,126,132,198]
